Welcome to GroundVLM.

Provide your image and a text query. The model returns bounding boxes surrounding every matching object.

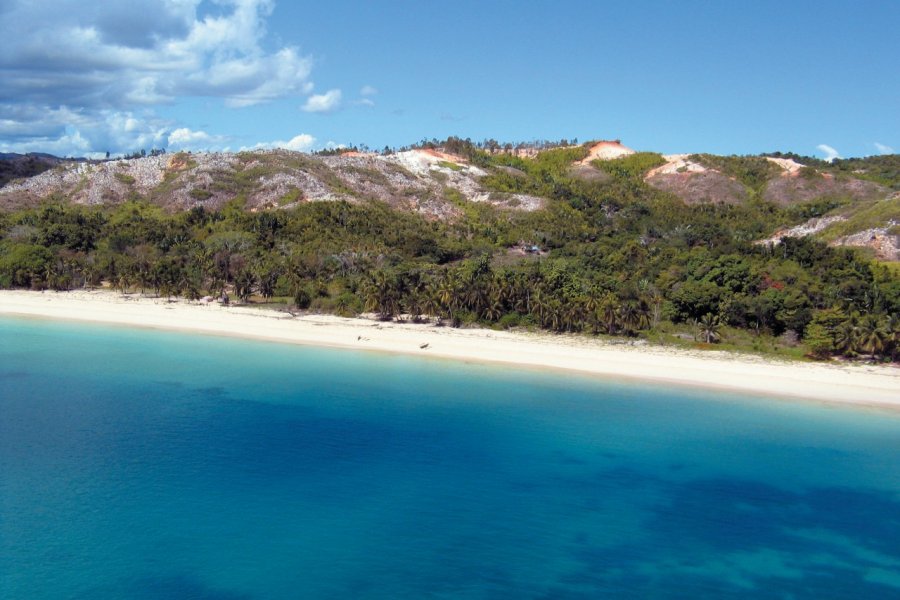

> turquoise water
[1,317,899,599]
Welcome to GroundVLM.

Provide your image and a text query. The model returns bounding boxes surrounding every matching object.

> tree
[234,269,256,304]
[618,300,640,336]
[833,318,859,356]
[255,262,280,303]
[697,313,722,344]
[885,314,900,362]
[803,308,849,359]
[598,292,619,335]
[856,315,887,361]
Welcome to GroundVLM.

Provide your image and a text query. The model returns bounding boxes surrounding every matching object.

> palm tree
[618,301,640,336]
[833,319,859,356]
[546,299,563,331]
[483,299,504,322]
[637,298,652,331]
[698,313,722,344]
[530,291,549,327]
[234,269,256,304]
[563,301,585,332]
[364,272,398,320]
[422,286,441,321]
[180,272,202,301]
[250,261,279,304]
[116,272,131,295]
[885,314,900,362]
[402,292,424,323]
[856,314,887,361]
[598,293,619,335]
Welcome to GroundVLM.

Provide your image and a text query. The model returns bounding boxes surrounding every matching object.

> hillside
[0,149,542,217]
[2,141,895,261]
[1,137,898,362]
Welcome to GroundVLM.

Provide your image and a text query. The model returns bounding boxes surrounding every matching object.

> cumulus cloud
[1,0,313,109]
[241,133,317,152]
[0,0,321,155]
[167,127,226,150]
[302,89,342,113]
[0,106,169,156]
[874,142,894,155]
[360,85,378,96]
[817,144,840,162]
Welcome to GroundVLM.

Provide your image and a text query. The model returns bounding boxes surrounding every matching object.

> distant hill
[0,152,67,187]
[1,140,897,260]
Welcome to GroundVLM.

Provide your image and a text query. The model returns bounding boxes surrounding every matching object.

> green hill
[1,138,898,362]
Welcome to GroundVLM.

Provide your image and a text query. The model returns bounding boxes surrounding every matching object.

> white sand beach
[1,289,897,409]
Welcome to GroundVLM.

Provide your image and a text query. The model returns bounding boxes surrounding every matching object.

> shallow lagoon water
[1,316,899,599]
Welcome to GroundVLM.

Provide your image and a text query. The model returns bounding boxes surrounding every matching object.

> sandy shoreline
[1,289,898,410]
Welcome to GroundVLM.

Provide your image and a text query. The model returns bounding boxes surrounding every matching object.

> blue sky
[1,0,897,158]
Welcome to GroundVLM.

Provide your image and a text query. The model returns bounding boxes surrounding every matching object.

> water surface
[1,316,899,599]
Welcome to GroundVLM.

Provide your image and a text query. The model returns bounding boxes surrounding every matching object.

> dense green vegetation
[1,140,898,362]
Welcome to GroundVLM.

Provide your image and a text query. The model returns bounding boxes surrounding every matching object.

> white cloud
[0,107,171,156]
[357,98,375,107]
[360,85,378,96]
[816,144,840,162]
[0,0,320,153]
[167,127,225,149]
[874,142,894,155]
[280,133,316,151]
[0,128,92,157]
[242,133,317,152]
[0,0,313,109]
[302,89,342,113]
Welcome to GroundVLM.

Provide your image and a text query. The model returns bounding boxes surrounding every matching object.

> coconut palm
[698,313,722,344]
[856,314,887,361]
[255,263,280,303]
[116,272,131,295]
[833,319,859,356]
[402,292,424,323]
[886,314,900,362]
[598,292,619,335]
[562,300,585,332]
[234,269,256,304]
[483,299,504,322]
[530,291,549,328]
[618,301,640,336]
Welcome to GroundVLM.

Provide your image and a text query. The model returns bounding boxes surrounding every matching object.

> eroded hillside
[0,149,543,218]
[2,140,898,260]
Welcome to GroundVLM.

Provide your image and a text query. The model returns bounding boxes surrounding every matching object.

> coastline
[1,289,898,410]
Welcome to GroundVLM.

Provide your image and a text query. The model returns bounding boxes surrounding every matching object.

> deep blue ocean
[1,316,899,599]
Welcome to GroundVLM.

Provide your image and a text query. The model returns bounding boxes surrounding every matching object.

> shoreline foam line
[1,289,898,410]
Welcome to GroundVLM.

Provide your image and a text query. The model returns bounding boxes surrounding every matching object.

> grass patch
[817,195,900,241]
[278,188,303,206]
[689,154,781,193]
[345,165,391,186]
[189,188,213,200]
[594,152,666,180]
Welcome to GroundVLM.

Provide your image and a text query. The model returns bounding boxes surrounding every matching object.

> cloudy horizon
[1,0,897,159]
